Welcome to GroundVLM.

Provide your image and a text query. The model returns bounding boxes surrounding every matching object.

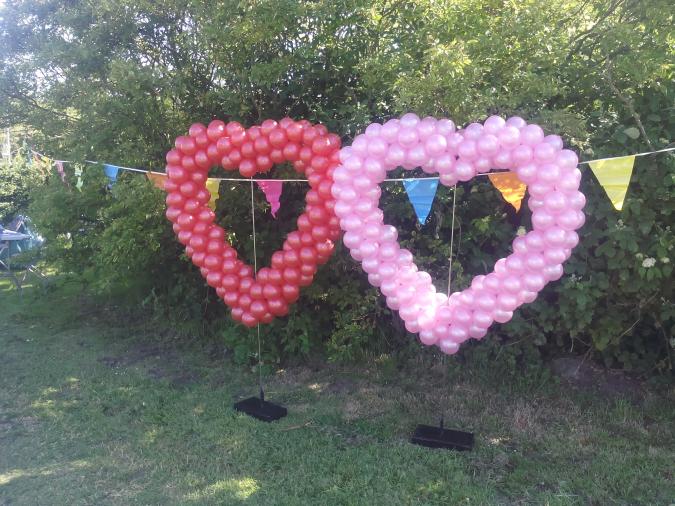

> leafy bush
[1,0,673,373]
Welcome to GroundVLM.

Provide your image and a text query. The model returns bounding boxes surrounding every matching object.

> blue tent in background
[0,215,44,262]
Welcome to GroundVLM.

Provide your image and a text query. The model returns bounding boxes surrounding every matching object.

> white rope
[28,146,674,182]
[447,184,457,297]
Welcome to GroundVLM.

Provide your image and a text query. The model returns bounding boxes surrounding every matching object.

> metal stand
[233,388,287,423]
[233,181,287,423]
[411,350,474,451]
[411,422,474,451]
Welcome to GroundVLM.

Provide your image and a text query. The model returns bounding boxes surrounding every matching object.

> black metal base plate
[411,424,474,451]
[233,397,287,422]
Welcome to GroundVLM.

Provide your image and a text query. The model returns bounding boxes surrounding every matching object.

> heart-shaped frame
[333,114,585,354]
[164,119,342,327]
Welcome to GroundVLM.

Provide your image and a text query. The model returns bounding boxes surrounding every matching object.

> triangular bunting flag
[74,166,83,192]
[55,161,66,182]
[488,172,527,212]
[403,178,439,224]
[205,178,221,210]
[256,180,283,218]
[146,171,167,190]
[103,164,120,185]
[588,155,635,210]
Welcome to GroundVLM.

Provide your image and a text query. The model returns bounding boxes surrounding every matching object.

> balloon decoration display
[164,119,342,327]
[332,114,585,354]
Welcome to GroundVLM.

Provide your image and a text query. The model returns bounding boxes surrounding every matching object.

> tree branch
[604,60,654,149]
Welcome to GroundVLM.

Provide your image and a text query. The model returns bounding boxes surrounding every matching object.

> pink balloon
[334,114,585,355]
[420,329,438,345]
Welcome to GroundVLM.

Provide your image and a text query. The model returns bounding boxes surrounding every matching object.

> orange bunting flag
[488,172,527,212]
[146,171,167,190]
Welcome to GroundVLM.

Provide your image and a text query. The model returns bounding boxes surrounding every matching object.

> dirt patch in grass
[551,357,645,400]
[97,340,204,388]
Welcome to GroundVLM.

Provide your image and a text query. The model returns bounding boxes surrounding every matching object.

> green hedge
[0,0,672,372]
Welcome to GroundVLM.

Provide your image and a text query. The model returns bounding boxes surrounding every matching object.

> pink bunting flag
[55,160,66,182]
[256,180,283,218]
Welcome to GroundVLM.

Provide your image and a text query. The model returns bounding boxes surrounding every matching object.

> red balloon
[165,206,182,221]
[216,137,232,154]
[240,159,256,177]
[206,240,222,254]
[195,133,209,148]
[192,251,206,267]
[311,225,330,241]
[166,149,182,164]
[165,118,343,327]
[250,300,268,318]
[250,282,264,300]
[167,165,188,182]
[176,136,196,154]
[297,214,312,232]
[238,294,252,310]
[239,277,253,293]
[189,123,207,137]
[283,267,300,284]
[231,307,244,322]
[222,259,238,274]
[267,269,283,285]
[179,181,198,197]
[241,312,258,327]
[203,254,221,270]
[298,274,313,287]
[283,250,300,266]
[206,271,222,287]
[195,150,210,168]
[268,128,287,148]
[268,298,288,316]
[193,222,209,235]
[260,119,278,135]
[299,247,317,264]
[189,235,207,251]
[269,149,285,164]
[254,136,271,154]
[282,143,300,161]
[207,120,226,141]
[221,274,238,290]
[182,155,196,171]
[262,283,280,299]
[230,130,247,147]
[302,126,319,145]
[286,231,302,249]
[285,122,304,141]
[281,284,300,303]
[241,141,256,159]
[223,291,239,306]
[166,192,185,206]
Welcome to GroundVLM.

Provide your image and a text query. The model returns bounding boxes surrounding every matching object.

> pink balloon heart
[333,114,585,354]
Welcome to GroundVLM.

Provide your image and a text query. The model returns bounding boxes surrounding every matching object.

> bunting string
[25,146,673,182]
[22,144,675,217]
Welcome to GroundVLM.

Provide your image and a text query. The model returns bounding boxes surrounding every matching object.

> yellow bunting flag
[205,178,221,210]
[588,155,635,210]
[488,172,527,212]
[146,171,167,190]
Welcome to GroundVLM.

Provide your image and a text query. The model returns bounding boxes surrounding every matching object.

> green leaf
[623,127,640,139]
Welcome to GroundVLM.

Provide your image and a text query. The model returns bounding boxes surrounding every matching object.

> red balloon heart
[164,119,342,327]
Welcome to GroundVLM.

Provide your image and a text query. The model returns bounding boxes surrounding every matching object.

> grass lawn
[1,277,673,505]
